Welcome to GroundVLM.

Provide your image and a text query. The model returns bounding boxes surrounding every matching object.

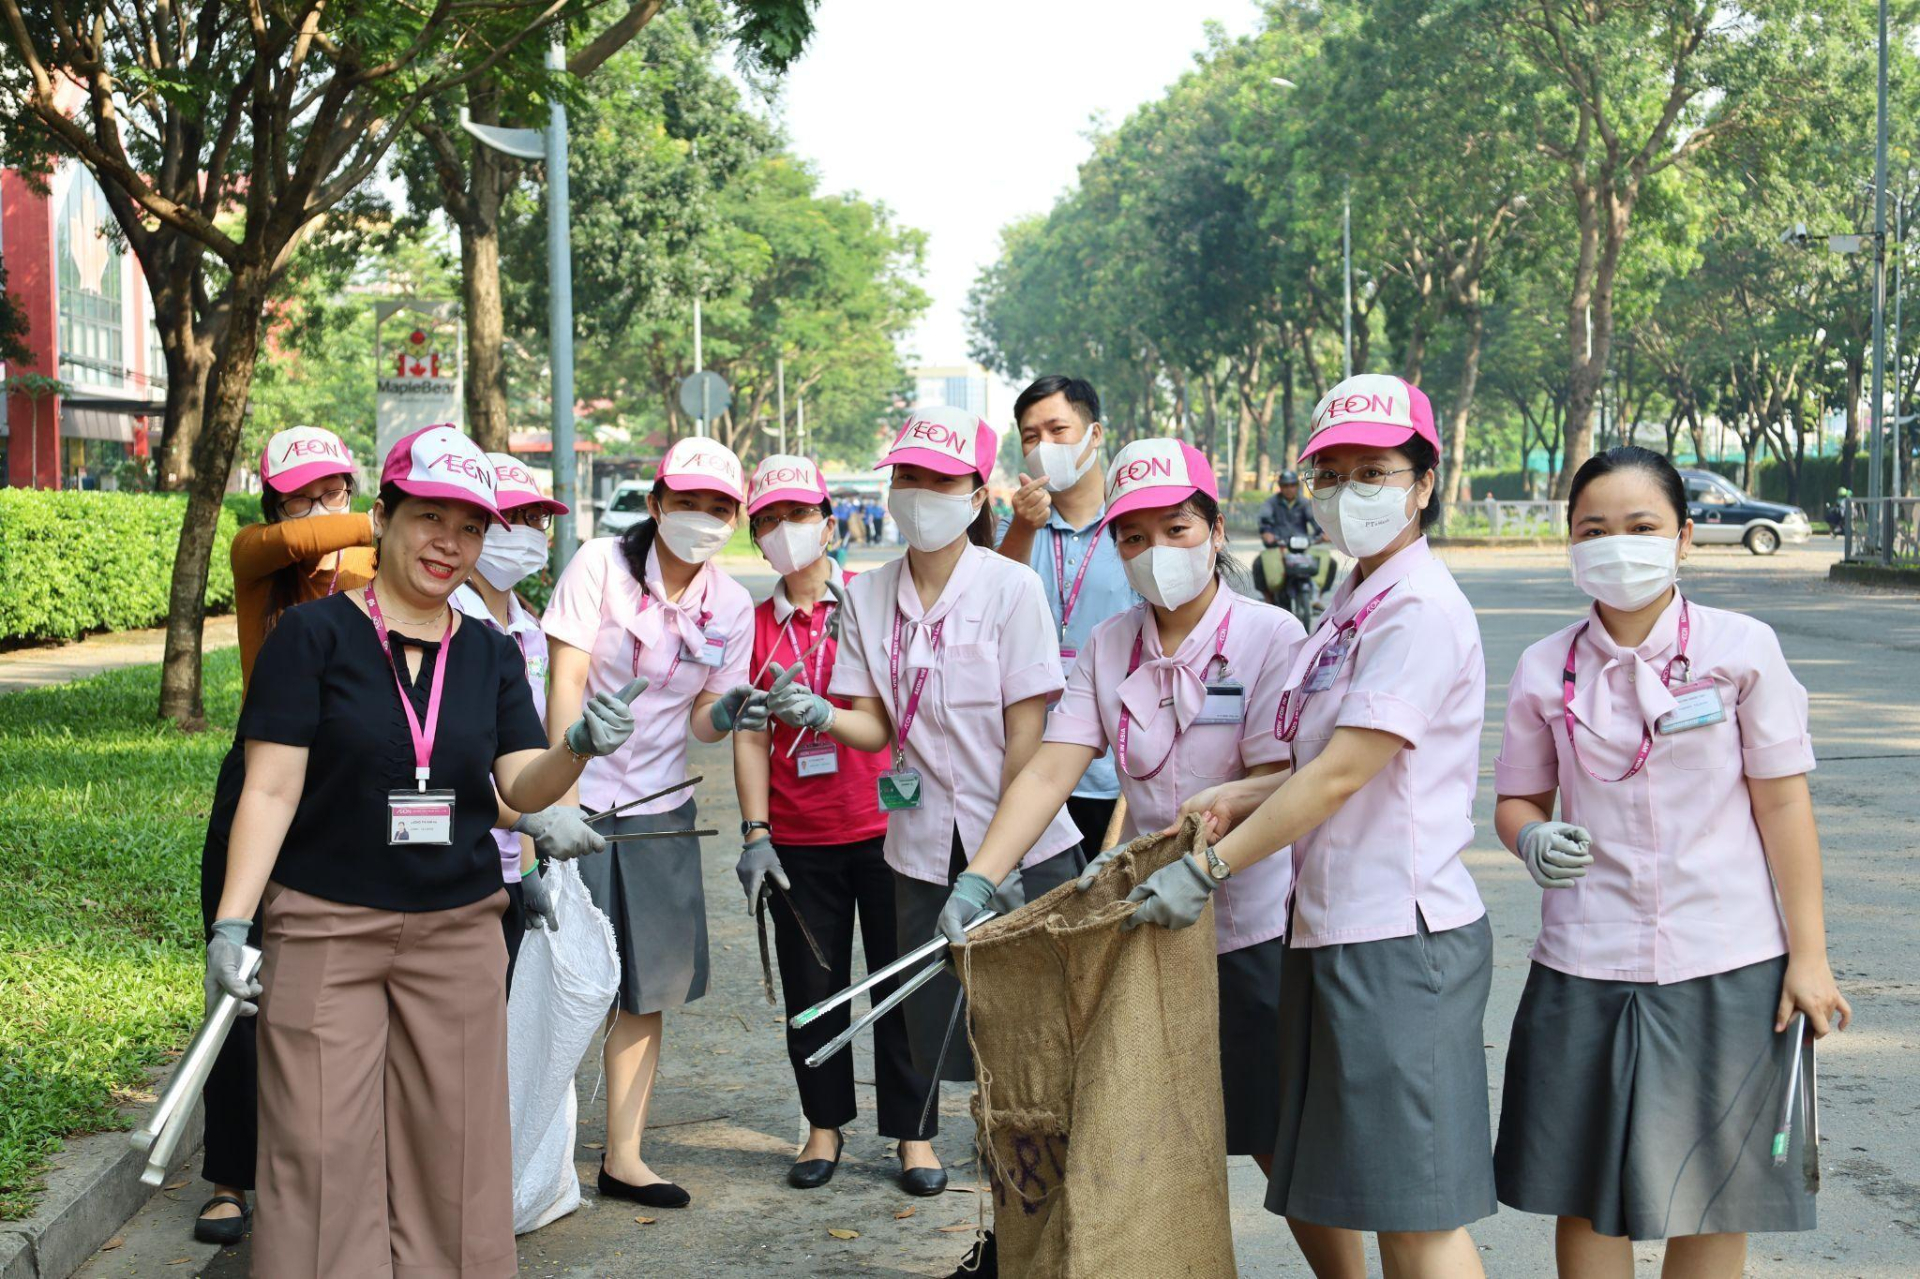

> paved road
[79,539,1920,1277]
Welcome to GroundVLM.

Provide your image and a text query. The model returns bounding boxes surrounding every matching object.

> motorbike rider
[1254,470,1334,603]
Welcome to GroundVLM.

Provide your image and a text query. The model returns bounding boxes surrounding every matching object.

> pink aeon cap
[657,437,746,503]
[261,425,354,494]
[1100,438,1219,525]
[1301,373,1438,459]
[747,453,830,514]
[485,451,568,516]
[380,424,505,523]
[876,405,999,481]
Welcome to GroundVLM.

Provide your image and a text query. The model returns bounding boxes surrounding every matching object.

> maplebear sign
[375,300,464,459]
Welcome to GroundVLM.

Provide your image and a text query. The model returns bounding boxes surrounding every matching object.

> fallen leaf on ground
[163,1180,188,1190]
[101,1237,124,1251]
[166,1259,191,1266]
[936,1224,975,1233]
[633,1216,656,1226]
[583,1142,604,1150]
[827,1228,860,1240]
[894,1207,916,1220]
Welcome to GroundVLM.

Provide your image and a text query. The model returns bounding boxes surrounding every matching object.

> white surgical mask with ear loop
[1569,534,1680,610]
[888,486,982,552]
[1026,425,1101,493]
[1123,539,1217,610]
[474,522,550,590]
[758,519,829,576]
[654,510,734,564]
[1312,482,1417,559]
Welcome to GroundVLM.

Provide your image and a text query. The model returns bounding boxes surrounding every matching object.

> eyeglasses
[749,508,825,538]
[1307,465,1416,499]
[281,486,352,517]
[507,508,553,532]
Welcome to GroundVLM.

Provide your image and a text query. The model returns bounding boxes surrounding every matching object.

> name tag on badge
[1059,645,1078,665]
[687,630,727,668]
[795,738,840,777]
[1302,636,1349,694]
[877,767,923,812]
[1656,679,1727,735]
[388,789,455,845]
[1195,679,1246,725]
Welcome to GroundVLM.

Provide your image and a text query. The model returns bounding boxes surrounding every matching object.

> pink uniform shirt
[1045,584,1305,954]
[451,583,549,884]
[829,543,1082,884]
[1494,594,1812,984]
[542,537,753,812]
[1277,538,1487,949]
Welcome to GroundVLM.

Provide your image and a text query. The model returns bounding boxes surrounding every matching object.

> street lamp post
[462,42,579,567]
[1870,0,1890,561]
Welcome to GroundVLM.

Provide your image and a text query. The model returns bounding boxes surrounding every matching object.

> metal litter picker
[131,946,263,1187]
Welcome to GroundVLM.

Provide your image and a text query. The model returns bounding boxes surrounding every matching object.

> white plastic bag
[507,859,621,1235]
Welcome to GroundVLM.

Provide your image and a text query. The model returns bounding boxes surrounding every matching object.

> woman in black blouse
[205,427,643,1279]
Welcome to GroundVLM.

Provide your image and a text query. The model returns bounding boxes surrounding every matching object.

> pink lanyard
[1272,587,1394,743]
[1561,599,1692,783]
[888,611,947,753]
[1114,611,1232,781]
[1051,528,1100,640]
[363,585,452,790]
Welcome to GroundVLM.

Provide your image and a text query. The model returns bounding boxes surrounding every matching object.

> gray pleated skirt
[575,799,709,1016]
[1218,937,1284,1158]
[1266,915,1498,1232]
[893,833,1084,1083]
[1495,955,1816,1240]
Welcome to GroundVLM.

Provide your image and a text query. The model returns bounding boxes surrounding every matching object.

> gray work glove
[735,835,789,912]
[766,662,833,731]
[1122,854,1217,931]
[565,676,649,757]
[937,871,1000,947]
[1518,820,1594,890]
[512,805,606,862]
[710,684,770,735]
[520,861,558,932]
[1074,845,1123,893]
[205,918,261,1018]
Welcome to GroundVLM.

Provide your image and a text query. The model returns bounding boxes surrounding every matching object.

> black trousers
[1065,794,1119,855]
[199,743,257,1191]
[772,836,929,1140]
[502,878,526,994]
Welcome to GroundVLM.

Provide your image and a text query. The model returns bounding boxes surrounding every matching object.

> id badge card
[876,767,923,812]
[1059,644,1078,666]
[1656,679,1726,735]
[1196,679,1246,725]
[795,738,840,778]
[688,628,727,668]
[388,789,455,845]
[1302,636,1349,694]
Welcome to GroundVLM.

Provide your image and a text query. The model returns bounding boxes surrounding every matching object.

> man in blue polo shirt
[995,374,1137,852]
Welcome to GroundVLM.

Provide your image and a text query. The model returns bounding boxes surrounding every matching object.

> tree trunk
[152,302,215,491]
[1279,348,1297,466]
[1840,350,1864,489]
[1200,370,1220,465]
[1403,314,1426,388]
[461,207,511,451]
[1443,304,1485,504]
[158,274,268,729]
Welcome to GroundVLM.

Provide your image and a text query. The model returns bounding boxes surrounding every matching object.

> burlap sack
[958,819,1236,1277]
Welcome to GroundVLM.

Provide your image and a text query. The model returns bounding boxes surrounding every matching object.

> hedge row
[0,490,238,642]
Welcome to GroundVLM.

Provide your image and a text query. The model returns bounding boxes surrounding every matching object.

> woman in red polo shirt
[726,454,936,1194]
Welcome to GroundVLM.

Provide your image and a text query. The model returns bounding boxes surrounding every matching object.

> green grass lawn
[0,651,239,1219]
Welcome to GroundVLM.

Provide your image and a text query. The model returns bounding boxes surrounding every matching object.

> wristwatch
[1201,845,1233,882]
[741,820,771,839]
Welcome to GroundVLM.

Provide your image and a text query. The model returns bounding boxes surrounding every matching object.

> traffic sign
[679,370,731,421]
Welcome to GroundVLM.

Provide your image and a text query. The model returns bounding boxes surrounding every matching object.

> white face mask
[1312,483,1418,559]
[654,510,733,564]
[1123,540,1216,610]
[758,518,829,577]
[1569,534,1679,610]
[474,521,550,590]
[1025,428,1100,493]
[888,486,981,552]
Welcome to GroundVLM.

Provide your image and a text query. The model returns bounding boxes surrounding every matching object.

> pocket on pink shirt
[1667,690,1739,772]
[942,643,1001,708]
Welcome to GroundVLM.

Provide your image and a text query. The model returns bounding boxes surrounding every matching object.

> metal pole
[776,356,787,454]
[1342,175,1354,380]
[1870,0,1890,561]
[546,42,578,568]
[691,139,705,440]
[797,394,806,455]
[1895,196,1905,500]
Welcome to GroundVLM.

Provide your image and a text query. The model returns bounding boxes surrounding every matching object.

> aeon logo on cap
[897,416,973,461]
[494,461,535,488]
[426,451,495,488]
[1112,454,1177,491]
[276,436,347,465]
[751,462,819,496]
[1310,374,1417,436]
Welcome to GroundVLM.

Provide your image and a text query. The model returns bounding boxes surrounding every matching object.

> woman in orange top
[194,424,373,1244]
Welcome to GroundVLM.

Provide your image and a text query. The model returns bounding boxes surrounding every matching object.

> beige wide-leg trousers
[253,882,516,1278]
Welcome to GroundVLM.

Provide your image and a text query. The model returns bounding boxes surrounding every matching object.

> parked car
[1677,469,1811,555]
[598,480,651,536]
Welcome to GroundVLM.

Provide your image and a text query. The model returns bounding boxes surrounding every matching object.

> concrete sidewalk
[0,617,238,695]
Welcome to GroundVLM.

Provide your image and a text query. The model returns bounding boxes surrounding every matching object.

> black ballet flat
[898,1146,949,1197]
[596,1159,692,1209]
[193,1194,251,1245]
[787,1129,844,1189]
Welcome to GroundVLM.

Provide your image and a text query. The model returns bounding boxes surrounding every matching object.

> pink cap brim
[1098,484,1203,529]
[1300,421,1428,458]
[390,478,506,524]
[498,492,570,516]
[265,460,353,494]
[747,485,827,515]
[876,446,981,478]
[660,471,745,503]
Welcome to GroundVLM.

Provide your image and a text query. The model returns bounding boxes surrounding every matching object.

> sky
[756,0,1264,419]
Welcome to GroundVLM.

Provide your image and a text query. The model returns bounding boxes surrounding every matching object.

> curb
[0,1092,202,1279]
[1829,561,1920,590]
